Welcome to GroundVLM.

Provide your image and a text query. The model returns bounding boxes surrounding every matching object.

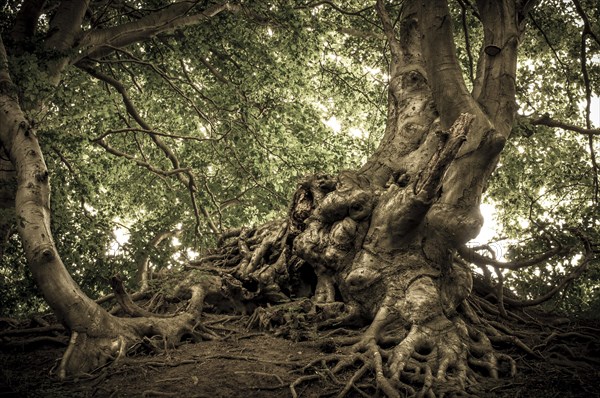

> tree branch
[464,231,593,308]
[90,47,214,126]
[530,114,600,136]
[528,13,570,79]
[94,138,191,177]
[136,230,181,291]
[418,0,477,128]
[502,232,593,308]
[374,0,402,67]
[77,1,239,61]
[94,127,221,143]
[9,0,47,48]
[298,1,372,16]
[77,63,220,236]
[457,0,474,82]
[571,0,599,203]
[44,0,89,52]
[43,0,90,83]
[471,0,520,137]
[458,243,568,271]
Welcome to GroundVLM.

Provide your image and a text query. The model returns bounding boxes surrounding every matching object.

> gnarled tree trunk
[197,1,525,395]
[230,0,523,395]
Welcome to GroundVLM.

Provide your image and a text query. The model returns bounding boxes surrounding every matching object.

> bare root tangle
[42,161,595,396]
[290,314,519,398]
[0,316,67,349]
[182,114,523,397]
[51,268,234,379]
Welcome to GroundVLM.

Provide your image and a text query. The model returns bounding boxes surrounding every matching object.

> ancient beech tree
[0,0,598,397]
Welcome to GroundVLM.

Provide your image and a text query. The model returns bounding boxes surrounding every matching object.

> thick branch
[0,37,114,333]
[43,0,90,83]
[458,244,567,271]
[374,0,402,67]
[44,0,89,51]
[77,1,239,60]
[419,0,475,127]
[414,113,472,197]
[0,37,11,84]
[10,0,47,47]
[472,0,520,136]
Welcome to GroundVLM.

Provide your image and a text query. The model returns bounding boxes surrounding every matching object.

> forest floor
[1,311,599,398]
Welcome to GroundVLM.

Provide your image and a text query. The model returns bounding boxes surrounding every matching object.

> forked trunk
[285,1,521,393]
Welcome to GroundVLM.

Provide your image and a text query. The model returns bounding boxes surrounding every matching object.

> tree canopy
[1,0,597,317]
[0,0,387,314]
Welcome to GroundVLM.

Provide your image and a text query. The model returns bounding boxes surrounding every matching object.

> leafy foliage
[0,1,386,315]
[482,0,600,315]
[0,0,599,318]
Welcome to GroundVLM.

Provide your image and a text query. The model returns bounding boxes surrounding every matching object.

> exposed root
[51,270,233,379]
[288,307,533,398]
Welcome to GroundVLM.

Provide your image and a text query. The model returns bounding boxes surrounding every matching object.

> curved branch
[77,1,239,61]
[0,36,115,333]
[503,242,592,308]
[571,0,600,45]
[374,0,402,67]
[94,138,191,177]
[91,47,215,126]
[78,63,220,235]
[458,243,567,271]
[94,127,220,143]
[468,231,593,308]
[528,13,571,78]
[571,0,599,202]
[299,1,372,16]
[530,114,600,136]
[136,229,181,291]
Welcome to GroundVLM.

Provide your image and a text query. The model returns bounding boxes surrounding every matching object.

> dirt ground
[1,313,599,398]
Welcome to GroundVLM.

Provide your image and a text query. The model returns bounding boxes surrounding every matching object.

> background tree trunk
[0,155,16,258]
